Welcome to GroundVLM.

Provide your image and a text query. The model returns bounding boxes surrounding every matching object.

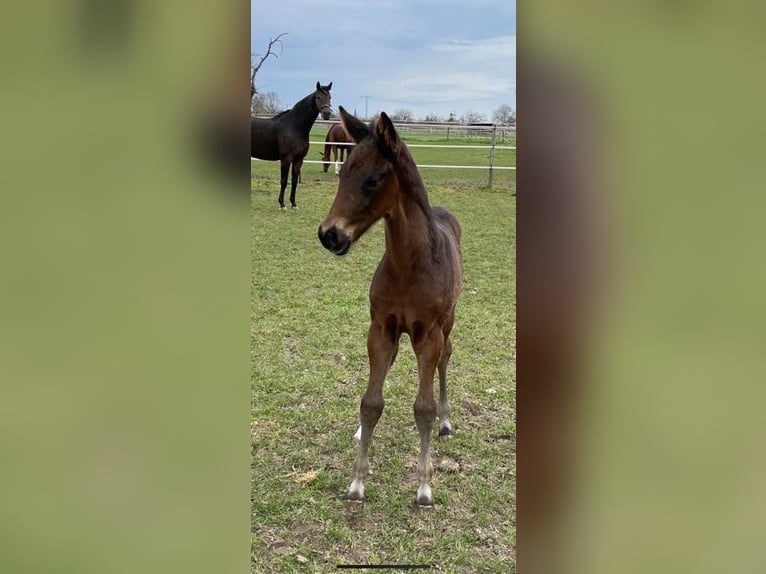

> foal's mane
[367,118,441,260]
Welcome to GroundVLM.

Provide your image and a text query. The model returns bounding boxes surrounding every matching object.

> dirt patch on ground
[282,335,300,362]
[471,524,516,564]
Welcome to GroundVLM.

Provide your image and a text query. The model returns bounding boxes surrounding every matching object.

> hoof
[347,479,365,501]
[291,205,298,210]
[438,425,453,439]
[415,484,433,507]
[279,206,286,211]
[415,496,434,508]
[346,490,364,503]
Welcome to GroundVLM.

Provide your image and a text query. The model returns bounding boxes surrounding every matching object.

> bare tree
[423,113,443,122]
[493,104,516,126]
[251,33,288,100]
[390,108,414,122]
[252,91,282,115]
[462,111,487,124]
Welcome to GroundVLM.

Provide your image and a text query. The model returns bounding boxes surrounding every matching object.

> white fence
[251,118,516,187]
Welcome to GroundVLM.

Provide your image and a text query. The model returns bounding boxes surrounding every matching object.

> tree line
[253,91,515,127]
[391,105,515,126]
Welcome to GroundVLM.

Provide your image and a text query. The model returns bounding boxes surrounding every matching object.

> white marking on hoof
[415,484,433,507]
[438,422,453,439]
[291,205,298,210]
[279,206,286,211]
[353,425,362,441]
[347,479,365,501]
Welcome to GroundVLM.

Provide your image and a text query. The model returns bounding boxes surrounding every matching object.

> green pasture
[250,124,516,189]
[251,154,515,572]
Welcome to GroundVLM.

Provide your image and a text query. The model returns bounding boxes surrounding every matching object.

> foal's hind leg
[412,327,444,507]
[347,323,398,502]
[437,337,454,438]
[437,314,456,438]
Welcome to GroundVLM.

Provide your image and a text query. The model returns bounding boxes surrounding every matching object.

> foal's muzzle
[318,224,351,255]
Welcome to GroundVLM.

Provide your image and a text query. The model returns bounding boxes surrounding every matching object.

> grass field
[251,139,515,573]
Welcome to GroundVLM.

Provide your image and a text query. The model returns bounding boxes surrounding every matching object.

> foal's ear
[339,106,370,143]
[375,112,401,158]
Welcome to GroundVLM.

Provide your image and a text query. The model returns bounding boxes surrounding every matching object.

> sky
[251,0,515,121]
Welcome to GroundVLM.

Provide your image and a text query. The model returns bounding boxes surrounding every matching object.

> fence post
[487,124,497,187]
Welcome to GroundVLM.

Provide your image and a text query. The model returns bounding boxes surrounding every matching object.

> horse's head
[315,81,333,120]
[318,106,403,255]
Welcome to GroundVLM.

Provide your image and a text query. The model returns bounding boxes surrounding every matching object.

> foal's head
[315,81,333,120]
[318,106,405,255]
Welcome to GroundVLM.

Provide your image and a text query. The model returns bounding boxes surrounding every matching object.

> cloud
[252,1,516,119]
[372,73,511,105]
[432,35,516,58]
[366,35,516,116]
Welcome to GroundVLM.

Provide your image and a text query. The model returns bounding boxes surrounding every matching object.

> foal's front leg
[413,327,444,507]
[347,323,397,502]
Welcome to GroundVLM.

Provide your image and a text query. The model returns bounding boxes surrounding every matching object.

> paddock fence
[251,117,515,187]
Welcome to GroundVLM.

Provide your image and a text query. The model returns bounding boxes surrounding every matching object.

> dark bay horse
[251,82,332,209]
[320,123,353,175]
[318,106,463,507]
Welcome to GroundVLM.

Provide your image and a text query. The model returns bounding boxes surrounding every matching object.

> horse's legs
[289,158,303,208]
[278,160,290,209]
[339,146,349,174]
[322,143,330,172]
[353,341,398,441]
[437,313,456,438]
[347,323,398,502]
[333,146,341,176]
[412,326,444,507]
[437,338,454,438]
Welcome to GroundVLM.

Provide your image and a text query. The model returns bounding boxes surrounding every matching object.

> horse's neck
[383,156,436,269]
[289,94,318,134]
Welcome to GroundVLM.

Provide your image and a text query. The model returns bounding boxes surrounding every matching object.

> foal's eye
[363,175,380,190]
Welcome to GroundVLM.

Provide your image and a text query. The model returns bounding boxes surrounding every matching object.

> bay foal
[318,107,463,507]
